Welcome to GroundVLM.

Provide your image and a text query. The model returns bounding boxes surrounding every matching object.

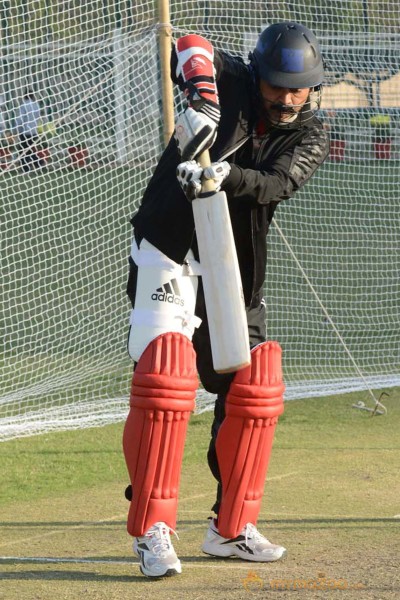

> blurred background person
[15,89,44,172]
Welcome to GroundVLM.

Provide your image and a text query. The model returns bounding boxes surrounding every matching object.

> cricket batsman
[123,21,330,577]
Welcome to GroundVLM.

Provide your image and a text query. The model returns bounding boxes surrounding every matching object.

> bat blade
[192,188,250,373]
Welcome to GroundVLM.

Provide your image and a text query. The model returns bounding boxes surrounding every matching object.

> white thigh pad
[128,239,202,362]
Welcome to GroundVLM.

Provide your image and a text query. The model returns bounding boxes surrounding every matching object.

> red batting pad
[123,333,198,536]
[216,341,285,538]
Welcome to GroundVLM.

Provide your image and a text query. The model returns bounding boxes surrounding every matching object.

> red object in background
[67,146,89,167]
[0,147,11,169]
[36,148,50,163]
[329,139,346,161]
[374,141,391,160]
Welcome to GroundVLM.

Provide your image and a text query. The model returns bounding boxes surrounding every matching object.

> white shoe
[133,522,182,577]
[202,519,286,562]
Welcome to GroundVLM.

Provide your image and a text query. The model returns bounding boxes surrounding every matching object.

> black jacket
[131,49,330,307]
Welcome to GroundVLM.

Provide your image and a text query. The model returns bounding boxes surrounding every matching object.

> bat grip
[197,149,216,194]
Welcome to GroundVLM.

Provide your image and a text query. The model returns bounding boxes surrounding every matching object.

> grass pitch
[1,389,399,599]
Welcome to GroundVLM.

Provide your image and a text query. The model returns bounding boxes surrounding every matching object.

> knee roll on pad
[123,332,198,536]
[216,341,285,538]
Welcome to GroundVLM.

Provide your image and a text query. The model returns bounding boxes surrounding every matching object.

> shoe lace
[145,522,179,556]
[244,523,268,547]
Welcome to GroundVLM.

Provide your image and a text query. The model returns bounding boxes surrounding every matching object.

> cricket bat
[191,149,251,373]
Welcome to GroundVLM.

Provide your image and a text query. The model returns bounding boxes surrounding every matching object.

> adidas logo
[151,278,184,306]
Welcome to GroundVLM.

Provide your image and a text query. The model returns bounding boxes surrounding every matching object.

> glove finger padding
[176,160,203,201]
[203,161,231,191]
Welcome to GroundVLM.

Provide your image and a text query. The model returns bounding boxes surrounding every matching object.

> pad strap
[216,341,285,538]
[123,333,198,536]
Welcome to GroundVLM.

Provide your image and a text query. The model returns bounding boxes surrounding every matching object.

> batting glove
[177,160,231,201]
[203,161,231,190]
[176,160,203,201]
[175,101,219,162]
[174,35,220,160]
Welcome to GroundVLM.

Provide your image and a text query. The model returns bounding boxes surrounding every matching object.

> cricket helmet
[251,22,324,89]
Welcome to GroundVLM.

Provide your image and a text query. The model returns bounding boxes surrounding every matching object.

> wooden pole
[158,0,175,147]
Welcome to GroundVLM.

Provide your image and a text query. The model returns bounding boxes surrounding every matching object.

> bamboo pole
[158,0,175,147]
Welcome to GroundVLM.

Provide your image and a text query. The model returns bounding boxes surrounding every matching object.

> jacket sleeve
[222,125,330,206]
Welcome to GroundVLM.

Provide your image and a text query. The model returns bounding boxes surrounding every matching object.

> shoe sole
[139,565,181,578]
[133,544,182,578]
[202,544,287,563]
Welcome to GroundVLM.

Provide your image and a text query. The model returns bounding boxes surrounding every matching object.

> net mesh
[1,1,399,440]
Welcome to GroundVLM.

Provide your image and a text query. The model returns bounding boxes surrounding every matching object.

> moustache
[269,103,298,116]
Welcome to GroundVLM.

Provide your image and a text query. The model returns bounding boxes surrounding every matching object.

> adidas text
[151,291,184,306]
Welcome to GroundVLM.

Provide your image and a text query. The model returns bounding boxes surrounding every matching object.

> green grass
[1,386,399,508]
[1,390,399,599]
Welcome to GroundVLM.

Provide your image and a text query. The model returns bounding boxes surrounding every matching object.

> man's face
[259,79,311,124]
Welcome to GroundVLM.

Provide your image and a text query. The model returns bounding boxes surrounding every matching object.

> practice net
[1,1,399,440]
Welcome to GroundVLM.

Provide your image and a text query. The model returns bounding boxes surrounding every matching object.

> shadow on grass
[0,554,229,584]
[0,553,253,586]
[0,568,141,583]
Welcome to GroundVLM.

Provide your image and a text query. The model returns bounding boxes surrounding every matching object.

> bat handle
[197,149,216,194]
